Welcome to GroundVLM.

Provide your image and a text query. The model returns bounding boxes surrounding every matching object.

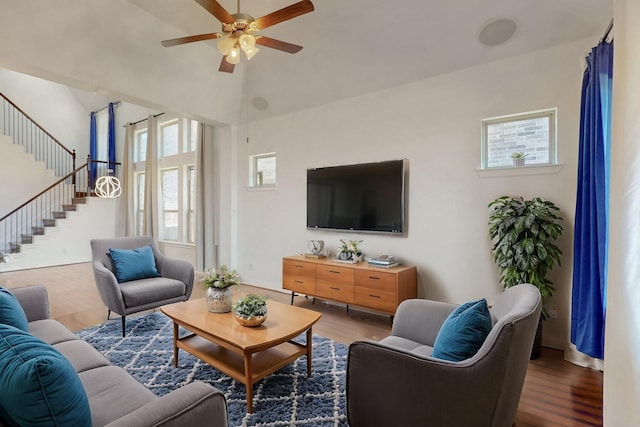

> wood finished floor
[0,262,603,426]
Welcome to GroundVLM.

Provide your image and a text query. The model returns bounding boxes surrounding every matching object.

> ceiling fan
[161,0,314,73]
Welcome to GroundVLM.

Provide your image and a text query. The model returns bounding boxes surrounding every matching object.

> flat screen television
[306,159,405,234]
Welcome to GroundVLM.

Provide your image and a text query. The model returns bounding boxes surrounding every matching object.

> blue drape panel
[108,102,116,171]
[571,41,613,360]
[89,112,97,186]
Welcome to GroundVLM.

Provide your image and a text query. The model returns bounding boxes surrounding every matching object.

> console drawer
[283,275,316,295]
[355,270,396,291]
[283,259,315,278]
[316,280,355,304]
[355,287,396,313]
[316,265,354,285]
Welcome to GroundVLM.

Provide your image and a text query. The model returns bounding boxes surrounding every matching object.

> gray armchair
[90,236,194,336]
[346,283,541,427]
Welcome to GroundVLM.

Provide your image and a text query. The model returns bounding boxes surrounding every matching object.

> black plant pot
[530,317,542,360]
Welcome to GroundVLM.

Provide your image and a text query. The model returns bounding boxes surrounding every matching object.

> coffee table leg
[244,352,254,413]
[172,321,179,368]
[306,327,313,377]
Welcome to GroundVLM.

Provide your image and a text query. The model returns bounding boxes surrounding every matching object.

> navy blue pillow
[0,324,92,426]
[109,245,161,283]
[432,298,492,362]
[0,286,29,331]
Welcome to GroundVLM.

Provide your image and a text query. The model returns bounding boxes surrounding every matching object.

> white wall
[230,39,593,349]
[605,0,640,425]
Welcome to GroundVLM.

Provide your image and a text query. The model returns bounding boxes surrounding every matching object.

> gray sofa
[1,285,228,427]
[347,283,541,427]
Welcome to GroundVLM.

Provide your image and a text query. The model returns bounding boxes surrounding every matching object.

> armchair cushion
[0,287,29,331]
[109,245,161,283]
[0,324,92,426]
[432,298,492,361]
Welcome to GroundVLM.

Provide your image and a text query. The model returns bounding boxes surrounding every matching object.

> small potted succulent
[203,265,239,313]
[233,294,268,327]
[511,152,528,167]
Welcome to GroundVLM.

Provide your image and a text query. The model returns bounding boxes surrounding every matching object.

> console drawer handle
[329,270,341,274]
[294,265,304,268]
[330,286,340,291]
[369,276,381,280]
[294,280,304,284]
[369,294,381,298]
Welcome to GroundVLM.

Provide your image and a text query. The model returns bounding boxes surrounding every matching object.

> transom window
[481,109,557,169]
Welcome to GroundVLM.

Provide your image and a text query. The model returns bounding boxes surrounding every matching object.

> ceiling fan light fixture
[244,45,260,60]
[227,47,241,64]
[239,33,256,50]
[217,36,235,55]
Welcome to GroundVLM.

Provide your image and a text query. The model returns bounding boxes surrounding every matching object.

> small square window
[249,153,276,187]
[481,109,557,169]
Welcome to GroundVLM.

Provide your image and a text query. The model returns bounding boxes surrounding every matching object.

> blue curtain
[571,41,613,360]
[89,111,97,186]
[108,102,116,171]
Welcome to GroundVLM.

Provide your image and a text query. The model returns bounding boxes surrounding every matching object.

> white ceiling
[128,0,612,120]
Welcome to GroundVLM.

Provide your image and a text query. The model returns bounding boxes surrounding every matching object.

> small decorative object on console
[202,265,239,313]
[233,293,268,327]
[335,239,363,263]
[368,255,399,269]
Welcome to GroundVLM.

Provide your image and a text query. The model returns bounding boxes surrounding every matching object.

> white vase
[206,287,233,313]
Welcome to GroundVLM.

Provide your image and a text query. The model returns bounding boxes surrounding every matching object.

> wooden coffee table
[160,296,322,413]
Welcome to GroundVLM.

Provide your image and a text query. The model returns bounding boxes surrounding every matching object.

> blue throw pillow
[109,245,161,283]
[432,298,492,362]
[0,286,29,332]
[0,324,92,426]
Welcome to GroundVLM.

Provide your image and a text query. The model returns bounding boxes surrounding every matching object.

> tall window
[481,108,557,169]
[133,117,198,244]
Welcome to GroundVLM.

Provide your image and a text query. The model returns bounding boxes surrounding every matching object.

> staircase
[0,93,118,270]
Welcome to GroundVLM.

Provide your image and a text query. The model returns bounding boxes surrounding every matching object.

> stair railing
[0,163,91,261]
[0,92,76,179]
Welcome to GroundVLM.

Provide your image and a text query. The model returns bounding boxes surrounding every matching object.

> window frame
[249,152,276,188]
[481,108,557,170]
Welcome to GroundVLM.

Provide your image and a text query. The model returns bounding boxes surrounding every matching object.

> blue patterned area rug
[78,312,349,426]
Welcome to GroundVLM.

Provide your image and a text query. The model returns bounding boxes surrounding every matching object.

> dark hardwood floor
[0,262,603,426]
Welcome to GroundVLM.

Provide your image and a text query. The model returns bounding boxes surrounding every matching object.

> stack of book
[368,255,398,269]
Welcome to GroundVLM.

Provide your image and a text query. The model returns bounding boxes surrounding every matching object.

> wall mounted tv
[307,159,406,234]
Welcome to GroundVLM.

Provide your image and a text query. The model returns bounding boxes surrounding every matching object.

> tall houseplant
[488,196,564,318]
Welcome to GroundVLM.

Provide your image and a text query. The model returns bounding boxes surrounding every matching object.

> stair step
[62,204,77,212]
[52,211,67,219]
[42,218,56,227]
[72,197,86,204]
[7,243,20,253]
[20,234,33,244]
[32,226,45,235]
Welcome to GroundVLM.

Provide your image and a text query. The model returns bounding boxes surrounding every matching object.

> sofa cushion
[0,287,29,331]
[109,245,161,283]
[53,340,111,373]
[79,365,157,427]
[119,277,187,307]
[29,318,81,345]
[432,298,492,362]
[0,324,92,427]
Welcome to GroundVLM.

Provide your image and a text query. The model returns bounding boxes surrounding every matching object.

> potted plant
[488,196,564,358]
[202,265,239,313]
[511,152,528,167]
[233,294,268,327]
[338,239,363,262]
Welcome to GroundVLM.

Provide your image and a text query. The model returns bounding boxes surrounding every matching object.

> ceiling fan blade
[255,36,303,53]
[254,0,314,30]
[219,56,235,73]
[195,0,235,24]
[161,33,223,47]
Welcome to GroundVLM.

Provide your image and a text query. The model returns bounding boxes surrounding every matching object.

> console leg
[346,304,349,313]
[290,292,295,305]
[312,297,316,305]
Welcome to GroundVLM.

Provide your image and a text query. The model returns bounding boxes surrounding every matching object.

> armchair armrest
[10,285,50,322]
[105,382,227,427]
[155,255,195,299]
[347,341,504,427]
[92,261,126,314]
[391,299,457,345]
